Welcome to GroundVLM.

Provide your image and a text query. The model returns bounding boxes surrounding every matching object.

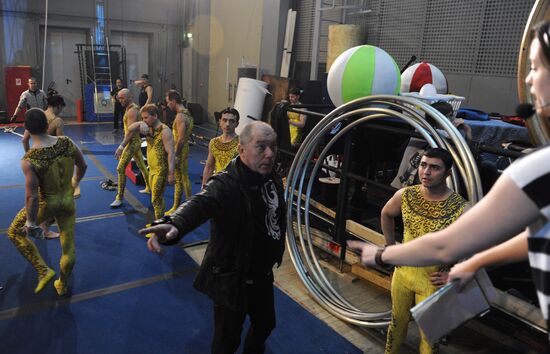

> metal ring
[286,95,481,327]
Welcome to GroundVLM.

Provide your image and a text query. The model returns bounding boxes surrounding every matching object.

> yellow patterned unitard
[287,110,302,145]
[147,123,170,219]
[209,135,239,173]
[385,185,467,354]
[115,103,150,200]
[7,137,78,295]
[167,109,193,214]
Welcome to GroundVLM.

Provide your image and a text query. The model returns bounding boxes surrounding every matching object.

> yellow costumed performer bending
[165,90,193,215]
[7,108,87,295]
[380,148,468,354]
[116,104,174,219]
[111,88,150,208]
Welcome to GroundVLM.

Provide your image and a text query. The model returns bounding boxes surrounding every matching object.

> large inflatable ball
[401,61,448,94]
[327,45,401,107]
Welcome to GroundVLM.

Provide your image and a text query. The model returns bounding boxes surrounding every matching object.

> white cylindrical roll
[234,78,269,135]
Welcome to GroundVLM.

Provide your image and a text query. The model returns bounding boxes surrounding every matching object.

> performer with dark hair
[165,90,193,215]
[349,19,550,349]
[7,108,87,295]
[21,95,69,238]
[22,94,66,152]
[201,107,240,188]
[287,87,307,147]
[380,147,468,354]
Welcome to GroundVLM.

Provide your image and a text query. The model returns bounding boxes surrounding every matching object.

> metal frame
[518,0,550,145]
[285,95,482,327]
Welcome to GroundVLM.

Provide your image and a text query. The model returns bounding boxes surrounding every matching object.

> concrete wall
[259,0,290,78]
[181,0,210,115]
[0,0,184,112]
[207,0,263,119]
[0,0,285,121]
[446,74,519,115]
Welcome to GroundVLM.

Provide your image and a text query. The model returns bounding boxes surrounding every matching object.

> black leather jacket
[161,157,286,310]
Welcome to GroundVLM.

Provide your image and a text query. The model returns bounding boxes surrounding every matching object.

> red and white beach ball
[401,61,448,94]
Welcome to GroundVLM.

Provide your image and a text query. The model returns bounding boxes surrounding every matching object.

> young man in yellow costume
[164,90,193,215]
[116,104,174,219]
[21,95,74,239]
[380,148,468,354]
[287,87,307,146]
[201,107,240,188]
[111,89,150,208]
[7,108,87,295]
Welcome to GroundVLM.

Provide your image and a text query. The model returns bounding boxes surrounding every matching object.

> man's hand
[146,235,163,253]
[347,240,378,266]
[138,223,179,253]
[10,115,17,122]
[429,271,449,288]
[139,122,150,136]
[22,224,45,240]
[114,145,124,160]
[452,118,466,128]
[448,260,478,290]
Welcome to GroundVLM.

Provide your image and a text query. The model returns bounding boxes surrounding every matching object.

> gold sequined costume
[385,185,467,354]
[168,109,193,213]
[209,136,239,174]
[147,123,170,219]
[7,137,79,295]
[115,103,150,200]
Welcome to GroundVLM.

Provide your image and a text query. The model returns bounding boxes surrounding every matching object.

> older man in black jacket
[140,121,286,354]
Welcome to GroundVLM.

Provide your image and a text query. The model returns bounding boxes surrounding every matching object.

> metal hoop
[518,0,550,145]
[285,95,482,327]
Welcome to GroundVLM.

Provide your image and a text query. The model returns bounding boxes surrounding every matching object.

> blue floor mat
[0,215,195,308]
[0,276,360,354]
[0,123,360,353]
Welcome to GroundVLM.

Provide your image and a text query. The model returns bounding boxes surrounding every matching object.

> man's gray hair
[239,121,276,146]
[118,88,132,98]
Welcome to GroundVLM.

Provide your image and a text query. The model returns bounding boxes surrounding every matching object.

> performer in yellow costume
[380,148,467,354]
[21,95,71,239]
[165,90,193,215]
[111,89,150,208]
[7,109,87,295]
[287,88,307,146]
[116,104,174,219]
[201,107,239,188]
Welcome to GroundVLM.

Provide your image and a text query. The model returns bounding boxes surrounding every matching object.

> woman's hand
[448,259,479,290]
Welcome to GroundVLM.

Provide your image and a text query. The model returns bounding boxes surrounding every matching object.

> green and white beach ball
[327,45,400,107]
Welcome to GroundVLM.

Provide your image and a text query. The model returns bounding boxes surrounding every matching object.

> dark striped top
[503,145,550,322]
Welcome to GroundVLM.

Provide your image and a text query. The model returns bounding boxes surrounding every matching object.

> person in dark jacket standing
[110,78,124,133]
[140,121,286,354]
[138,74,153,107]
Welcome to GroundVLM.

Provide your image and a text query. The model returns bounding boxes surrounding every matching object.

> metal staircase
[90,35,114,118]
[76,39,126,121]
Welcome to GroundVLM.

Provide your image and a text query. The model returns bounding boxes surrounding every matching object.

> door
[41,27,87,118]
[110,31,150,101]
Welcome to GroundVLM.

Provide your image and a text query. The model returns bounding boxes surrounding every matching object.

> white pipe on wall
[41,0,49,91]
